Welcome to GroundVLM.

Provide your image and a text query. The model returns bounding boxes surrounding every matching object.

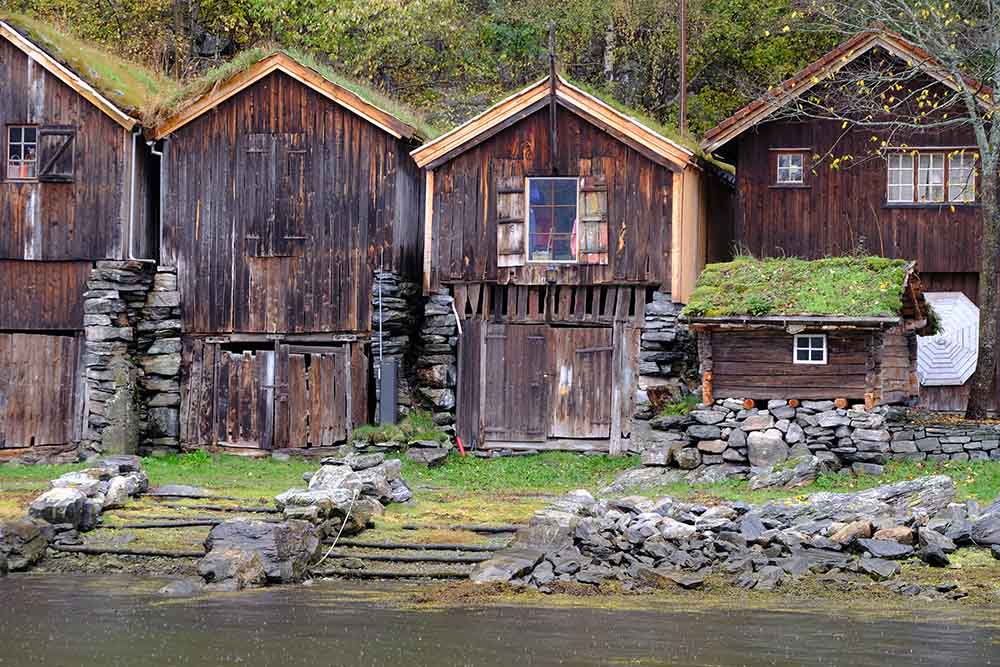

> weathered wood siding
[161,70,421,335]
[0,36,131,262]
[429,106,674,290]
[732,119,980,273]
[706,329,873,400]
[0,332,81,448]
[0,260,90,330]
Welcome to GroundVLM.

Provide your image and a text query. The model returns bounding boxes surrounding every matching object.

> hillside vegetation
[4,0,840,135]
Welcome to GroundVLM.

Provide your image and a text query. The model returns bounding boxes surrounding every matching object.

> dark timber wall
[428,105,674,291]
[729,118,981,273]
[160,70,423,336]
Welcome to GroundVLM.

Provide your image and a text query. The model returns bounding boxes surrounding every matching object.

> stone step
[311,567,473,580]
[320,550,492,564]
[331,539,499,552]
[399,523,522,534]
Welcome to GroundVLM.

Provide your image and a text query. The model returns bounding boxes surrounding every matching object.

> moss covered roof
[0,13,174,116]
[153,46,442,139]
[682,256,911,319]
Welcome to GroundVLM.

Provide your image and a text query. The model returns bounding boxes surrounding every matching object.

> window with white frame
[887,151,977,204]
[887,154,914,203]
[793,334,827,365]
[948,153,977,203]
[776,153,804,184]
[917,153,945,202]
[7,126,37,180]
[527,177,578,262]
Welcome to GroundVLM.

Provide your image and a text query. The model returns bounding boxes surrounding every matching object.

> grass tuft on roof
[152,45,442,139]
[0,13,174,115]
[682,255,910,319]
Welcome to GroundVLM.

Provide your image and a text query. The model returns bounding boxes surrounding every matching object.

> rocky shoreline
[470,476,1000,601]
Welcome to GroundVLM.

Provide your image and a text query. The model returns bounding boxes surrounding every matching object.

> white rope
[311,488,361,570]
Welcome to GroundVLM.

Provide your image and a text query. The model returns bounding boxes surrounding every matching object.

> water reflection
[1,575,998,666]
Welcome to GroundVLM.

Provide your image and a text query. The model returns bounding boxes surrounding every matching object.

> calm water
[1,574,998,666]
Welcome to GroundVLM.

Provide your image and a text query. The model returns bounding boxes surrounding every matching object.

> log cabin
[700,30,994,411]
[0,18,157,462]
[154,52,428,453]
[411,75,733,454]
[682,257,931,407]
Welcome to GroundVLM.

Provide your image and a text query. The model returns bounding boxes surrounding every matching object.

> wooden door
[482,323,548,442]
[549,327,614,439]
[215,348,275,449]
[282,347,350,448]
[0,333,80,449]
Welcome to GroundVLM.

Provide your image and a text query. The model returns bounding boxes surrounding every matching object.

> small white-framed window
[7,126,38,180]
[948,153,976,203]
[887,153,914,203]
[793,334,827,365]
[526,177,578,263]
[917,153,945,202]
[776,153,804,184]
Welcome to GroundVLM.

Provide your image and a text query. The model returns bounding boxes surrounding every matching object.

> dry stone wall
[371,271,423,421]
[413,290,458,430]
[634,292,698,421]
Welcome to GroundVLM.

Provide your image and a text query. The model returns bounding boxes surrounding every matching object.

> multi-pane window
[793,334,827,365]
[7,126,37,180]
[527,177,578,262]
[948,153,976,203]
[887,154,914,203]
[776,153,804,184]
[917,153,945,202]
[887,151,977,204]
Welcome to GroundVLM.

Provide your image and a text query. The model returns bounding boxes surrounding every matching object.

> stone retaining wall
[413,290,458,430]
[81,262,181,460]
[640,400,1000,480]
[371,271,422,421]
[634,292,697,421]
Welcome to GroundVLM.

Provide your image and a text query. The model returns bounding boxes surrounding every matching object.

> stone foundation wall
[413,290,457,430]
[371,271,422,421]
[81,262,181,460]
[641,400,1000,480]
[634,292,697,421]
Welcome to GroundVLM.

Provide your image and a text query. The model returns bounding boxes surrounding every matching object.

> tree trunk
[965,167,999,419]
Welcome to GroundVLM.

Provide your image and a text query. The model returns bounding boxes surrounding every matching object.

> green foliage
[402,451,640,492]
[658,394,700,416]
[351,410,449,445]
[8,0,841,141]
[682,255,910,318]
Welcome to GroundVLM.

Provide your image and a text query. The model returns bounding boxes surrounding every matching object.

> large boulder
[469,548,544,583]
[102,476,131,510]
[307,465,362,494]
[971,511,1000,546]
[0,518,48,571]
[747,430,788,468]
[29,488,87,529]
[198,549,267,591]
[759,475,956,527]
[204,520,320,583]
[49,471,105,497]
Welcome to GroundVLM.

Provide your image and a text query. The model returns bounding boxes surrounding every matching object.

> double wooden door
[182,339,366,449]
[481,324,614,444]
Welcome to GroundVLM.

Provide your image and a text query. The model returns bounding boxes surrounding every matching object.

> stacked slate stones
[371,271,423,419]
[137,267,182,455]
[414,290,458,430]
[472,476,1000,595]
[634,292,698,421]
[81,261,156,458]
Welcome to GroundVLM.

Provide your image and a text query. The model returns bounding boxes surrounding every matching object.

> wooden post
[788,399,800,408]
[834,398,849,409]
[741,398,754,410]
[702,371,713,405]
[864,392,876,411]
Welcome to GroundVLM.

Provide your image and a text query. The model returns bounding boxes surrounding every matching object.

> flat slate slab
[147,485,212,498]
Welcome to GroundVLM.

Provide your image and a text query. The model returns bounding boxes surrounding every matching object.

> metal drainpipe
[127,130,155,263]
[148,140,165,263]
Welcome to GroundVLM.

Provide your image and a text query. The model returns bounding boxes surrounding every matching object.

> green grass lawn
[2,452,998,521]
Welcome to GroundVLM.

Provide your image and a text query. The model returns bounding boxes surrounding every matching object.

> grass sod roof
[0,13,175,116]
[681,256,912,320]
[152,45,443,139]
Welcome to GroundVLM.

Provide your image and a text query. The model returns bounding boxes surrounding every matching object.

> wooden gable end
[160,69,422,335]
[0,34,133,262]
[426,104,675,290]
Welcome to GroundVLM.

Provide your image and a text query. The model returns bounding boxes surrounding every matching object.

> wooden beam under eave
[670,171,685,300]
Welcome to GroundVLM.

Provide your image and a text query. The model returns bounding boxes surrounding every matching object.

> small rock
[852,462,884,477]
[991,545,1000,560]
[872,526,914,545]
[859,557,901,581]
[971,511,1000,546]
[102,476,131,510]
[857,538,914,560]
[831,520,873,545]
[917,528,956,554]
[674,448,702,470]
[198,549,267,590]
[754,565,785,591]
[158,578,205,596]
[917,545,950,567]
[405,448,449,467]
